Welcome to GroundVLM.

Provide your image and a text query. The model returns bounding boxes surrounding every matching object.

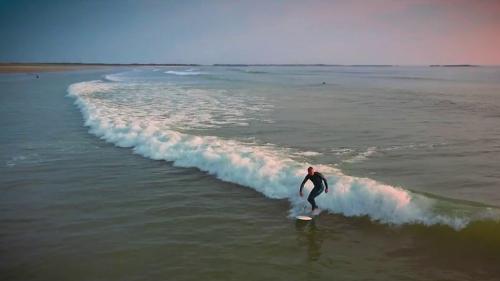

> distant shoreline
[0,63,199,73]
[429,64,478,67]
[0,62,484,73]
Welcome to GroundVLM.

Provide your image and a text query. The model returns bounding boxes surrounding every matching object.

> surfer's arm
[299,175,309,193]
[320,173,329,192]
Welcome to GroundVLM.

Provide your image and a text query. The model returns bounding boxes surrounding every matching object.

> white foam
[104,73,126,82]
[331,148,355,155]
[165,70,203,76]
[68,80,271,131]
[344,146,377,163]
[293,151,322,157]
[382,142,448,152]
[5,154,42,167]
[68,79,473,229]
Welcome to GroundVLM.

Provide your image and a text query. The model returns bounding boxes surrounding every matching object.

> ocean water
[1,66,500,280]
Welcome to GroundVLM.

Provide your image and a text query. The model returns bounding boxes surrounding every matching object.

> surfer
[299,167,328,212]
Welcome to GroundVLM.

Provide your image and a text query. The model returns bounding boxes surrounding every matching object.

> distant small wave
[244,70,268,74]
[230,68,268,74]
[381,142,448,152]
[165,69,204,76]
[337,143,448,163]
[343,147,377,163]
[293,151,322,157]
[331,148,355,155]
[103,74,125,82]
[5,154,42,167]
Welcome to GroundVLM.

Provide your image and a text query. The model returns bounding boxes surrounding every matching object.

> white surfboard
[296,215,313,221]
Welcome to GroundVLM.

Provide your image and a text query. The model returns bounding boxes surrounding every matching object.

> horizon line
[0,62,493,67]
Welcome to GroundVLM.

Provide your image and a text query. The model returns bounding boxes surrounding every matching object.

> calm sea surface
[1,66,500,280]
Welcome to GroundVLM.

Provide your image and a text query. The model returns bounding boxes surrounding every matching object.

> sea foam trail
[68,80,471,229]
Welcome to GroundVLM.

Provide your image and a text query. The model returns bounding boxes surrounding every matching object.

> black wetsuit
[300,172,328,210]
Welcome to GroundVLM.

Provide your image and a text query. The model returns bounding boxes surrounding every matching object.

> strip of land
[0,63,199,73]
[1,63,482,73]
[0,63,108,73]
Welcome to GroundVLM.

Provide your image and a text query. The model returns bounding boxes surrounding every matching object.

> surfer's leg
[307,194,317,210]
[307,188,323,210]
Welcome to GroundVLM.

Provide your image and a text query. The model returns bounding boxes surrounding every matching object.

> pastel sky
[1,0,499,65]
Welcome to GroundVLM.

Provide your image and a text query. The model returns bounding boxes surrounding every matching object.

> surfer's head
[307,166,314,176]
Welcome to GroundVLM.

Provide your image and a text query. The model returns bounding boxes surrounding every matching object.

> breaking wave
[67,77,499,230]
